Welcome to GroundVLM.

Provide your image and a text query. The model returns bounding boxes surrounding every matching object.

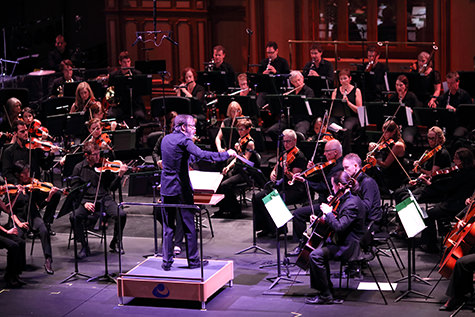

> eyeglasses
[266,50,276,54]
[238,128,247,131]
[324,149,336,152]
[282,139,293,143]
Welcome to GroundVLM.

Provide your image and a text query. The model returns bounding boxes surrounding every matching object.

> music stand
[248,73,288,94]
[306,98,331,119]
[304,76,333,98]
[260,190,300,290]
[150,96,191,117]
[41,97,74,117]
[109,74,153,118]
[235,165,271,256]
[64,113,87,138]
[394,193,431,302]
[59,184,91,283]
[135,60,166,74]
[456,104,475,131]
[197,71,232,94]
[412,107,455,132]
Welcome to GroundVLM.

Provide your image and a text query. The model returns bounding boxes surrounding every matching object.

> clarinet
[266,58,272,71]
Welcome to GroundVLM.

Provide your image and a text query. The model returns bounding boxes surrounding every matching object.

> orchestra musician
[47,35,73,72]
[258,41,290,75]
[330,68,363,155]
[305,170,366,305]
[265,70,315,140]
[2,120,58,236]
[307,117,334,143]
[302,43,334,82]
[210,45,236,88]
[48,59,81,97]
[237,73,255,97]
[70,81,103,117]
[0,97,22,133]
[252,129,307,238]
[215,101,243,152]
[215,118,259,219]
[411,51,441,108]
[176,67,205,105]
[11,160,58,274]
[394,126,451,206]
[159,114,236,271]
[367,120,406,194]
[110,50,142,77]
[0,201,26,288]
[289,139,343,254]
[21,107,50,140]
[437,71,473,111]
[87,118,112,151]
[419,147,475,253]
[363,46,388,102]
[70,141,128,258]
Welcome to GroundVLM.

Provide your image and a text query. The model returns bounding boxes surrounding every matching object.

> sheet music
[405,106,414,126]
[189,170,223,194]
[396,197,426,238]
[262,190,293,228]
[357,106,369,127]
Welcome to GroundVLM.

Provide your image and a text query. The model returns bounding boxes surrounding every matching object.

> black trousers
[18,216,52,260]
[0,230,26,277]
[446,253,475,299]
[292,202,322,242]
[71,196,126,247]
[216,172,247,215]
[161,195,199,267]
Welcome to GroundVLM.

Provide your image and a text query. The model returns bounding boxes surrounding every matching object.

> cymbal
[29,70,55,76]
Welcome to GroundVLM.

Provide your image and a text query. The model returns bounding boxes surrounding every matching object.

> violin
[95,133,112,149]
[412,145,442,174]
[289,159,336,185]
[26,179,68,195]
[0,184,22,195]
[25,138,63,152]
[94,159,127,173]
[29,119,51,139]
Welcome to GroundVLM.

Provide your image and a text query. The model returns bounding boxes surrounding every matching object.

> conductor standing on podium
[160,114,236,271]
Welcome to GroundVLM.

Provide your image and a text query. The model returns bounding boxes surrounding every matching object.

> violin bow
[4,178,19,229]
[310,110,328,163]
[92,158,106,210]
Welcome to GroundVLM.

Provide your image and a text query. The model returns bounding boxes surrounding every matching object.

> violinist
[10,161,57,274]
[363,46,388,102]
[215,101,242,152]
[70,81,102,117]
[289,139,343,254]
[88,118,112,151]
[411,51,441,108]
[367,120,405,193]
[252,129,307,238]
[305,170,366,305]
[215,119,259,219]
[395,126,451,205]
[21,107,51,140]
[306,117,334,143]
[302,43,334,82]
[0,97,22,133]
[420,147,475,253]
[330,68,363,154]
[70,141,127,259]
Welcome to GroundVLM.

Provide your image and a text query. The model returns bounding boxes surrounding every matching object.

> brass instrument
[57,79,73,97]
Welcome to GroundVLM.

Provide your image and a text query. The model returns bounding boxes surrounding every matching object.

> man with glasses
[160,114,236,271]
[289,139,343,255]
[258,41,290,75]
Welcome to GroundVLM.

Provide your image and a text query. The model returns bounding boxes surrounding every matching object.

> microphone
[245,28,253,35]
[132,35,143,47]
[163,35,178,46]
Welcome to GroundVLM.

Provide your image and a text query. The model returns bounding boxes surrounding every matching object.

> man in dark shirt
[305,171,366,305]
[362,46,389,102]
[302,43,334,82]
[258,41,290,75]
[160,114,236,271]
[437,71,473,111]
[48,59,82,97]
[253,129,307,237]
[70,141,128,258]
[47,35,72,72]
[2,120,59,234]
[210,45,236,88]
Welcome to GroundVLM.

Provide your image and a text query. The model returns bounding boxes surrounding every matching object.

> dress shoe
[44,257,54,275]
[287,246,302,257]
[46,224,56,236]
[189,260,209,269]
[161,263,172,271]
[77,246,90,259]
[439,297,465,311]
[256,230,270,238]
[173,246,181,256]
[4,274,20,288]
[305,295,334,305]
[109,241,125,254]
[15,276,27,286]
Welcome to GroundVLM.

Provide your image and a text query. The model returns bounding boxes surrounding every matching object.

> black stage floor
[0,192,473,316]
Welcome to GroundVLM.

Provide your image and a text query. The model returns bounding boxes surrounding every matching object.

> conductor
[160,114,236,271]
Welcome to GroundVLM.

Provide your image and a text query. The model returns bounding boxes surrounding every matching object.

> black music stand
[197,71,232,94]
[41,97,74,117]
[259,190,301,291]
[456,104,475,131]
[59,184,91,283]
[306,98,331,119]
[248,73,288,94]
[150,96,191,117]
[235,166,271,256]
[412,107,455,132]
[394,193,431,302]
[135,60,166,74]
[64,113,87,138]
[304,76,333,98]
[87,200,117,284]
[109,74,153,119]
